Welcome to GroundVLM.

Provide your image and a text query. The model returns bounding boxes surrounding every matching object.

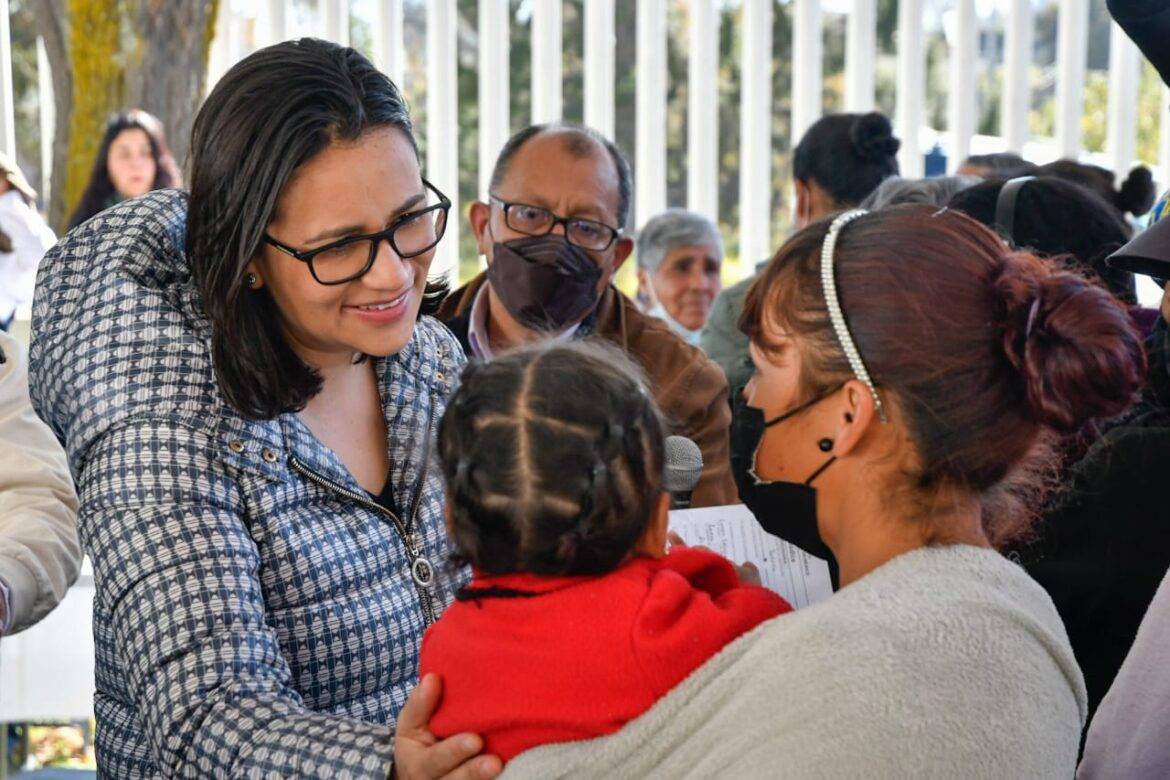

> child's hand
[668,532,761,585]
[393,674,502,780]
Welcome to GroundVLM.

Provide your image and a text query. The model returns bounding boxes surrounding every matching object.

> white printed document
[669,504,833,609]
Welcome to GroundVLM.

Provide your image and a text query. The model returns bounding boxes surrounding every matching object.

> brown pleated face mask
[486,234,603,332]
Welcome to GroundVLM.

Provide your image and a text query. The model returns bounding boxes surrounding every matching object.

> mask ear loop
[820,210,888,423]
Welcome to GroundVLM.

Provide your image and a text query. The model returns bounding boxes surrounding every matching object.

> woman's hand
[667,532,761,585]
[393,674,502,780]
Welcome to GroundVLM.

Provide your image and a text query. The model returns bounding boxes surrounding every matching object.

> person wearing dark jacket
[437,122,737,508]
[1016,190,1170,733]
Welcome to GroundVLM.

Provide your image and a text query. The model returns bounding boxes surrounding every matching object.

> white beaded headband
[820,209,888,423]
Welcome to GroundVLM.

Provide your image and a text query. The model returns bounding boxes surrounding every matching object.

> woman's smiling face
[252,127,437,364]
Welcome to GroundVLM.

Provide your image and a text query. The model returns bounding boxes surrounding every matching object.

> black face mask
[730,386,842,589]
[486,233,603,332]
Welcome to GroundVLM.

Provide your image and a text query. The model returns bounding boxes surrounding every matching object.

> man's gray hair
[635,209,724,274]
[861,175,979,210]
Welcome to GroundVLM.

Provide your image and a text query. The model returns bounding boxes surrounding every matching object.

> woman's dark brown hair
[741,205,1146,543]
[186,38,445,420]
[439,340,665,576]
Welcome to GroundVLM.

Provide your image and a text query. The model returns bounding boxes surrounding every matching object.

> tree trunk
[36,0,219,234]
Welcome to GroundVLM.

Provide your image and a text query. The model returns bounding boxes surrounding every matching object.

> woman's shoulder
[28,189,228,476]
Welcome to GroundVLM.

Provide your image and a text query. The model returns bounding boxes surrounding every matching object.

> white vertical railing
[895,0,925,176]
[1106,22,1139,181]
[687,0,719,222]
[1055,0,1088,157]
[792,0,823,143]
[323,0,350,46]
[478,0,510,200]
[584,0,615,140]
[740,0,773,265]
[1161,87,1170,192]
[531,0,562,123]
[1002,0,1033,151]
[636,0,667,229]
[947,0,977,168]
[845,0,876,112]
[0,0,14,159]
[36,36,52,205]
[266,0,291,44]
[427,0,459,284]
[374,0,405,86]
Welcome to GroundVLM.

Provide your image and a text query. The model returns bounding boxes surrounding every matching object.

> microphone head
[663,435,703,494]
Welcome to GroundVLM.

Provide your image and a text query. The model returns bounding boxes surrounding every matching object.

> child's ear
[636,492,671,559]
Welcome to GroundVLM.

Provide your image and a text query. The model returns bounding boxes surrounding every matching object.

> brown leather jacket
[437,274,737,507]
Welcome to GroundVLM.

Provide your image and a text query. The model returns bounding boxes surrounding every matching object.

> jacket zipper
[288,455,437,625]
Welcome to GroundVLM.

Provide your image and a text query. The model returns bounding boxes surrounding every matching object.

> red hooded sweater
[418,546,791,761]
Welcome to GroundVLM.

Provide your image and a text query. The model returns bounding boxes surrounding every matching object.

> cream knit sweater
[504,545,1085,779]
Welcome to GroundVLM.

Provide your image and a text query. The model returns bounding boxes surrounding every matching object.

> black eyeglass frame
[488,195,623,251]
[263,178,451,286]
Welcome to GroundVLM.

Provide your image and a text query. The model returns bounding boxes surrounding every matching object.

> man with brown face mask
[437,123,736,507]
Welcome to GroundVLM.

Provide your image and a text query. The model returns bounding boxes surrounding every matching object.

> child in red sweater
[420,340,791,762]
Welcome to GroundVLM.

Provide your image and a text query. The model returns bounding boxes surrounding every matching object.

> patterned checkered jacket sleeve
[81,418,398,777]
[28,191,467,777]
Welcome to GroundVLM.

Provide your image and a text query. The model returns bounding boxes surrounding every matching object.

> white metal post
[584,0,616,139]
[740,0,773,266]
[374,0,405,86]
[532,0,563,123]
[1161,86,1170,193]
[427,0,460,285]
[687,0,719,222]
[895,0,925,176]
[1106,22,1139,181]
[636,0,667,228]
[323,0,350,46]
[792,0,823,144]
[1002,0,1033,152]
[0,0,16,160]
[947,0,977,168]
[1055,0,1088,158]
[266,0,291,44]
[845,0,876,112]
[478,0,510,201]
[36,36,52,205]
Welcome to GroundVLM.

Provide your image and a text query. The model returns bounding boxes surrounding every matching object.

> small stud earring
[818,438,834,453]
[246,272,258,289]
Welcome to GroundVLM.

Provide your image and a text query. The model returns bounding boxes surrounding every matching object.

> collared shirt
[466,284,582,360]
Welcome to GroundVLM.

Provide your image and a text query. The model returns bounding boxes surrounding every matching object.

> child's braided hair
[438,339,666,576]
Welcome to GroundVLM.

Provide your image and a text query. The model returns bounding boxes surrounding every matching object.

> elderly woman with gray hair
[636,208,724,346]
[860,175,978,210]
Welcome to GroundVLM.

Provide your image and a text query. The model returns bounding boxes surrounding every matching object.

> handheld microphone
[663,435,703,510]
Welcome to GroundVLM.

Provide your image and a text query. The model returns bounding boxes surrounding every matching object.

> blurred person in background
[949,176,1147,326]
[702,111,900,396]
[0,153,56,331]
[635,208,724,346]
[67,109,182,230]
[956,151,1038,179]
[1035,160,1156,226]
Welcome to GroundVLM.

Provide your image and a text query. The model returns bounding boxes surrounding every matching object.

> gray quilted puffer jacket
[29,190,466,778]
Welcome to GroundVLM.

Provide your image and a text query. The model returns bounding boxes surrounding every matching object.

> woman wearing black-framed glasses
[29,39,493,779]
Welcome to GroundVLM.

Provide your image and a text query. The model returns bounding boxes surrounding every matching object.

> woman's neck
[830,488,989,588]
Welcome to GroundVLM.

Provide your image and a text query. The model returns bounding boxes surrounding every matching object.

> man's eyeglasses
[264,179,450,285]
[489,195,622,252]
